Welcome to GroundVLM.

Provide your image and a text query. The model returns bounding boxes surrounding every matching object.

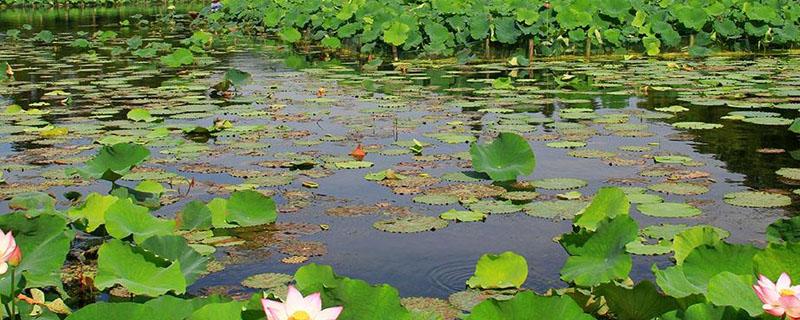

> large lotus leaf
[753,242,800,283]
[226,190,277,227]
[141,235,209,284]
[105,199,176,244]
[177,200,213,231]
[574,187,629,231]
[223,68,251,87]
[383,21,410,46]
[67,193,119,232]
[95,239,186,296]
[8,192,57,216]
[466,291,593,320]
[68,143,150,181]
[278,27,302,43]
[65,296,223,320]
[706,272,763,316]
[672,226,727,264]
[596,281,678,320]
[656,243,757,297]
[470,132,535,181]
[160,48,194,68]
[672,5,708,30]
[293,264,410,320]
[560,216,637,287]
[659,303,754,320]
[0,213,74,292]
[789,118,800,134]
[466,252,528,290]
[186,302,243,320]
[766,216,800,243]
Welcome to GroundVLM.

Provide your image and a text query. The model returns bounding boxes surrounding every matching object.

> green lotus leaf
[466,252,528,290]
[177,200,213,231]
[637,202,701,218]
[531,178,587,190]
[706,272,763,316]
[105,199,176,244]
[141,235,209,284]
[766,216,800,243]
[672,226,728,264]
[596,281,679,320]
[470,133,535,181]
[8,192,57,217]
[294,263,411,320]
[723,191,791,208]
[439,209,486,222]
[574,187,629,231]
[225,190,277,227]
[68,193,119,232]
[560,215,638,287]
[67,143,150,181]
[383,21,410,46]
[187,302,243,320]
[241,273,293,289]
[279,27,302,43]
[654,243,758,298]
[466,291,593,320]
[466,200,521,214]
[373,215,447,233]
[648,182,708,195]
[95,239,186,296]
[659,302,753,320]
[0,213,75,292]
[161,48,194,68]
[223,68,252,87]
[524,200,589,220]
[753,242,800,284]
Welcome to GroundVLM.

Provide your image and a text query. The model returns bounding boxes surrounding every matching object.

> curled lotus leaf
[470,132,536,181]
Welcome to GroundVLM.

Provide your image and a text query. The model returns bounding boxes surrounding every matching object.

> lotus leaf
[470,132,535,181]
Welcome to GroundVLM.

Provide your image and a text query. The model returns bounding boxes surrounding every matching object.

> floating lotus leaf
[401,297,460,320]
[637,202,702,218]
[440,171,487,182]
[278,241,327,257]
[648,182,709,195]
[742,117,792,125]
[625,239,672,255]
[448,290,493,312]
[240,273,293,289]
[530,178,588,190]
[655,105,689,113]
[723,191,791,208]
[373,215,448,233]
[523,200,589,220]
[335,161,374,169]
[466,251,528,289]
[673,122,722,130]
[776,168,800,180]
[439,209,486,222]
[499,191,539,201]
[546,141,586,149]
[412,194,460,205]
[470,132,535,181]
[626,193,663,204]
[425,184,506,199]
[466,200,521,214]
[568,149,616,159]
[653,155,695,165]
[68,143,150,181]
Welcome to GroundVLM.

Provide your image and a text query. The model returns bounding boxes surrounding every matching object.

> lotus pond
[2,5,800,320]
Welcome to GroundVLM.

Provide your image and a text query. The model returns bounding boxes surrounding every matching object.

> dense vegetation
[198,0,800,60]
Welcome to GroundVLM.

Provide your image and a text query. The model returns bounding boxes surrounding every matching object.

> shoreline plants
[197,0,800,60]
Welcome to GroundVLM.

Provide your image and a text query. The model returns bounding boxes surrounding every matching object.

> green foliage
[574,187,629,231]
[466,291,593,320]
[294,264,411,320]
[0,213,74,292]
[95,239,186,296]
[560,215,638,287]
[466,252,528,290]
[470,132,535,181]
[161,48,195,68]
[67,142,150,181]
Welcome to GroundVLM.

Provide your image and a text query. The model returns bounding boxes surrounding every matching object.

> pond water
[1,7,799,299]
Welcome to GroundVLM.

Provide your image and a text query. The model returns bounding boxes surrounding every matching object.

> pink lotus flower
[754,273,800,319]
[0,230,19,274]
[262,285,342,320]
